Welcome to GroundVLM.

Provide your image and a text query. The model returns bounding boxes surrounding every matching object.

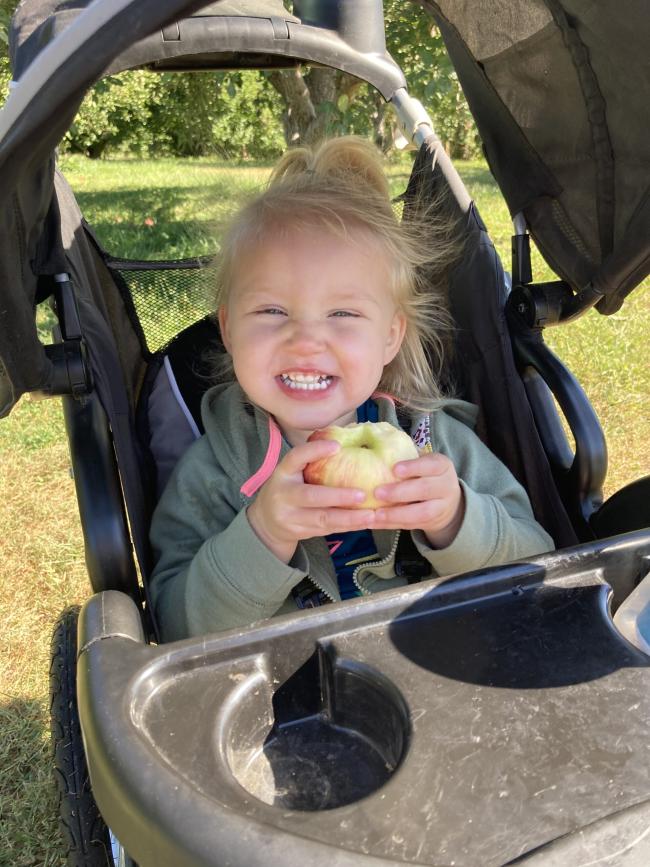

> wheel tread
[50,606,112,866]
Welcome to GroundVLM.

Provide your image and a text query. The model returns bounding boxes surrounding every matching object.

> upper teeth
[280,372,333,390]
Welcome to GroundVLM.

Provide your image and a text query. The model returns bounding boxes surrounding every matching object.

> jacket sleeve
[411,411,555,576]
[148,437,309,641]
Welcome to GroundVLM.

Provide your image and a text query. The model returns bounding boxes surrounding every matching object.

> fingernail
[374,487,386,499]
[354,490,366,501]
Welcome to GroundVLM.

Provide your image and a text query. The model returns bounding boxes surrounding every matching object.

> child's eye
[330,310,359,318]
[257,307,286,316]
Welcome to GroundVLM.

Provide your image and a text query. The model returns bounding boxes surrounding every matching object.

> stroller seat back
[44,136,619,634]
[139,314,222,499]
[131,141,587,569]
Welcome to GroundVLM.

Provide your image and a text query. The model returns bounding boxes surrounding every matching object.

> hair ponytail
[271,137,391,202]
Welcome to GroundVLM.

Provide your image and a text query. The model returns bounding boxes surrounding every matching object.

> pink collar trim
[240,416,283,497]
[372,390,397,406]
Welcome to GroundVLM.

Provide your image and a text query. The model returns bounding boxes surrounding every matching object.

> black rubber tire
[50,605,113,867]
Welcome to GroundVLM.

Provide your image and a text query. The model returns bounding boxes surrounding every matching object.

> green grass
[59,154,272,259]
[1,154,649,863]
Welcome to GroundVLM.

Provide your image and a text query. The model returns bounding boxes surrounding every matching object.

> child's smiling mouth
[277,371,337,396]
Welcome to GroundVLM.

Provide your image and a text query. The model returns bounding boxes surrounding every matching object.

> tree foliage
[261,1,479,157]
[0,0,12,101]
[384,0,479,158]
[0,0,479,160]
[63,70,286,159]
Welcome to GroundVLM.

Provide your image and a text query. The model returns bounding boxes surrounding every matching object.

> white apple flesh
[304,421,420,509]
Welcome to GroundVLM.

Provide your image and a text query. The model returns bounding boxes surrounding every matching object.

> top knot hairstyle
[214,136,462,414]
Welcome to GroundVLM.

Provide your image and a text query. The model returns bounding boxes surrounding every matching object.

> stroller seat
[44,131,648,630]
[2,1,650,864]
[138,314,222,499]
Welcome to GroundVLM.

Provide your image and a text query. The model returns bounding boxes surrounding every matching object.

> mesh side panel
[106,257,217,353]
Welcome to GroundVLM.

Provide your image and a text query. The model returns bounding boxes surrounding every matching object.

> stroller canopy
[1,0,649,415]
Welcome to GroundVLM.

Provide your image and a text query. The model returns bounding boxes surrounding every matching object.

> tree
[267,67,363,146]
[0,0,479,160]
[262,1,478,157]
[0,0,14,101]
[384,1,478,157]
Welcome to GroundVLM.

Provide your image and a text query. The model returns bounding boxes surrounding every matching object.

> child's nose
[284,318,326,352]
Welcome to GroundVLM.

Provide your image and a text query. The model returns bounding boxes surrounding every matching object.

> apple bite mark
[304,421,419,509]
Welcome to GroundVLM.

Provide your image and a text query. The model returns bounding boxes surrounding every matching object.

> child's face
[219,227,406,445]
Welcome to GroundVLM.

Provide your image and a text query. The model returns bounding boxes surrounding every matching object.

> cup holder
[222,645,410,811]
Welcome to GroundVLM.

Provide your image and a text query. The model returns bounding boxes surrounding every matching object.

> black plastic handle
[135,13,406,99]
[510,328,607,527]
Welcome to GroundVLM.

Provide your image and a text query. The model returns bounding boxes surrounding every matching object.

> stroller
[2,1,650,864]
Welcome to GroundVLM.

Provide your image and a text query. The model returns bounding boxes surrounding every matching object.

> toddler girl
[149,137,553,641]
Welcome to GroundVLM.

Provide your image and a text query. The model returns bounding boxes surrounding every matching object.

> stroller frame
[2,1,650,865]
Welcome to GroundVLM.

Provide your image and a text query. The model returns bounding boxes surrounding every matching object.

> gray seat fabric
[147,355,201,498]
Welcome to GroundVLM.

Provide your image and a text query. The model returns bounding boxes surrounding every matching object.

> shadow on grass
[75,179,251,220]
[74,182,253,258]
[0,697,62,864]
[78,156,277,172]
[69,164,501,260]
[88,219,219,260]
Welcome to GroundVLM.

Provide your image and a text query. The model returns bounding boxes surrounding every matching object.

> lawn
[0,154,648,864]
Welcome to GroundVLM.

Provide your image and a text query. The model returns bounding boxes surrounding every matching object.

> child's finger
[303,508,376,535]
[373,500,448,529]
[393,453,451,479]
[299,484,367,508]
[374,477,441,505]
[282,438,340,475]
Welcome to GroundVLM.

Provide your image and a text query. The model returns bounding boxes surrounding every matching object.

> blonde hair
[214,136,461,414]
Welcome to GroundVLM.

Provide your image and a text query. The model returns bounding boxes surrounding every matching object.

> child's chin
[275,376,339,403]
[280,405,351,431]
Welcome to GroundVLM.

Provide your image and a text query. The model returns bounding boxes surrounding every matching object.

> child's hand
[372,453,465,549]
[247,439,376,563]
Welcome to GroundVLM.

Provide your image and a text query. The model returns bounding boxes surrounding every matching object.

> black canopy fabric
[404,139,579,549]
[1,0,649,416]
[422,0,650,314]
[0,0,211,416]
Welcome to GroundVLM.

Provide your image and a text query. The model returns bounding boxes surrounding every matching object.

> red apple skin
[304,422,419,509]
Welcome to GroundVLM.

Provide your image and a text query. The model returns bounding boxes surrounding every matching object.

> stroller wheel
[50,606,132,866]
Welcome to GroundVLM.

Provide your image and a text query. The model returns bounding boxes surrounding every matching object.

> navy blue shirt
[325,398,379,598]
[293,399,380,608]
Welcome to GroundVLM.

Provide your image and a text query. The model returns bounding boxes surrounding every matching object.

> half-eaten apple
[304,421,419,509]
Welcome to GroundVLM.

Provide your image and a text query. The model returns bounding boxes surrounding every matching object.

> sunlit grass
[1,402,88,865]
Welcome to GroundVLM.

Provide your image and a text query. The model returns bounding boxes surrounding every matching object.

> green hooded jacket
[149,382,554,641]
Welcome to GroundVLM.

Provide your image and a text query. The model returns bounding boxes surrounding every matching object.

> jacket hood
[428,397,478,429]
[200,381,287,496]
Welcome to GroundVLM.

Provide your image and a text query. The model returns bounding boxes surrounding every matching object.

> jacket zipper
[306,572,336,603]
[352,530,401,596]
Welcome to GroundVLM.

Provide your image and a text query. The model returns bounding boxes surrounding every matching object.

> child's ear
[383,310,407,365]
[217,305,232,354]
